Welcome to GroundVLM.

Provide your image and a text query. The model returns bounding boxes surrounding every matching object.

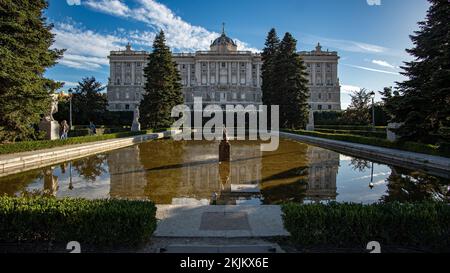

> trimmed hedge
[315,129,386,139]
[284,129,449,158]
[0,196,157,246]
[0,131,151,155]
[315,125,387,132]
[282,202,450,250]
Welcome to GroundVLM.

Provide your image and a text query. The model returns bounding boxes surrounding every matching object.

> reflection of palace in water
[106,141,338,204]
[181,141,262,205]
[305,146,339,202]
[108,145,148,199]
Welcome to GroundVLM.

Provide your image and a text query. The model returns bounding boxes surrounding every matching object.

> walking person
[89,120,96,135]
[60,120,69,139]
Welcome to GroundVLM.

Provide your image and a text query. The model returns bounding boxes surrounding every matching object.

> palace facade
[106,30,341,112]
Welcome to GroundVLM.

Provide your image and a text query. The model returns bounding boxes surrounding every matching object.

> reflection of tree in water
[0,170,43,196]
[72,155,107,182]
[349,157,371,172]
[260,167,309,204]
[381,167,450,203]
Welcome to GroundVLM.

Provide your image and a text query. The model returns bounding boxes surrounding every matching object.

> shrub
[282,202,450,251]
[284,129,449,158]
[315,125,387,132]
[0,196,157,247]
[0,131,150,155]
[315,129,386,138]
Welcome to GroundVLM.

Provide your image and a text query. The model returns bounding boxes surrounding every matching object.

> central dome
[211,33,237,47]
[210,24,237,52]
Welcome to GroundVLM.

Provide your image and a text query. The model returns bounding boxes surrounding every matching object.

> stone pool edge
[280,131,450,175]
[0,130,181,177]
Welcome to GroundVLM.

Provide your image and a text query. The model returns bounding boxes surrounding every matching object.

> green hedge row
[315,125,387,132]
[0,131,150,155]
[315,129,386,139]
[282,202,450,250]
[68,127,129,137]
[284,129,449,158]
[0,196,157,246]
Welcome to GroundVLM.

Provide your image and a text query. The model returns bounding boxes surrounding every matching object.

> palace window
[125,104,130,110]
[328,93,332,99]
[328,105,332,110]
[318,105,322,110]
[222,62,226,68]
[318,93,321,99]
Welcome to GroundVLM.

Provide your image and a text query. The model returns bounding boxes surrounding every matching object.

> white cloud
[52,22,126,71]
[366,0,381,6]
[60,81,79,87]
[67,0,81,5]
[84,0,259,52]
[371,59,397,69]
[344,64,400,75]
[302,34,388,54]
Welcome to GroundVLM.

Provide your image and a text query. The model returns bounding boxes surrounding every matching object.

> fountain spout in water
[219,127,230,162]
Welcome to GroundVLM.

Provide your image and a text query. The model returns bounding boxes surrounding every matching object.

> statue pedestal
[219,140,230,162]
[387,123,402,141]
[306,124,315,131]
[131,121,141,132]
[39,120,60,140]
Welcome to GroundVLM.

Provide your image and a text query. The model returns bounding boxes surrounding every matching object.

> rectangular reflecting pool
[0,138,449,205]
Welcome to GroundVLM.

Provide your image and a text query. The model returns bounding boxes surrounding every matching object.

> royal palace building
[106,29,341,112]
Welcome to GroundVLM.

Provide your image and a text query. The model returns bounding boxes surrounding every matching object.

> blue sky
[46,0,430,108]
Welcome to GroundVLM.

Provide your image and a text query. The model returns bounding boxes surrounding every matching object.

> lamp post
[68,88,73,130]
[369,91,375,131]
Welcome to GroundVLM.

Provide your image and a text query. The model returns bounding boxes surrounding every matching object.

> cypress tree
[139,30,183,129]
[0,0,64,142]
[261,28,280,107]
[391,0,450,143]
[273,33,309,129]
[71,77,107,125]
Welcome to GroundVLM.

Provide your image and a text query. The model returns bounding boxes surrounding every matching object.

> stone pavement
[154,205,289,238]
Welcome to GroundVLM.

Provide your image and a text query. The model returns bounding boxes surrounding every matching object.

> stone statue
[306,108,315,131]
[44,94,59,121]
[131,106,141,132]
[39,94,60,140]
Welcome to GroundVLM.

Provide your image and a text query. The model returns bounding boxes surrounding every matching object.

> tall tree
[344,88,372,125]
[261,28,280,107]
[140,30,183,129]
[72,77,107,125]
[0,0,64,142]
[391,0,450,142]
[273,33,309,129]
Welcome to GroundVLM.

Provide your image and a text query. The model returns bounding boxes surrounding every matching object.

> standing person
[89,120,96,135]
[60,120,69,139]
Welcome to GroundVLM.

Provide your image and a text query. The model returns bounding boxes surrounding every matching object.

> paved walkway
[154,205,289,238]
[281,131,450,176]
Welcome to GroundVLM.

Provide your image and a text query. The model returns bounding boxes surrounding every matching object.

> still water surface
[0,139,448,205]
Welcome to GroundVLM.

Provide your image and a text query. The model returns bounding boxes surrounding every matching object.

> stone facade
[107,32,341,111]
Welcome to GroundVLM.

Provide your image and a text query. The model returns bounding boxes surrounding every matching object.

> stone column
[216,62,219,85]
[228,62,232,84]
[207,61,210,85]
[237,62,240,86]
[246,62,251,86]
[256,63,260,88]
[121,62,125,85]
[187,63,191,87]
[131,62,135,84]
[195,61,201,85]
